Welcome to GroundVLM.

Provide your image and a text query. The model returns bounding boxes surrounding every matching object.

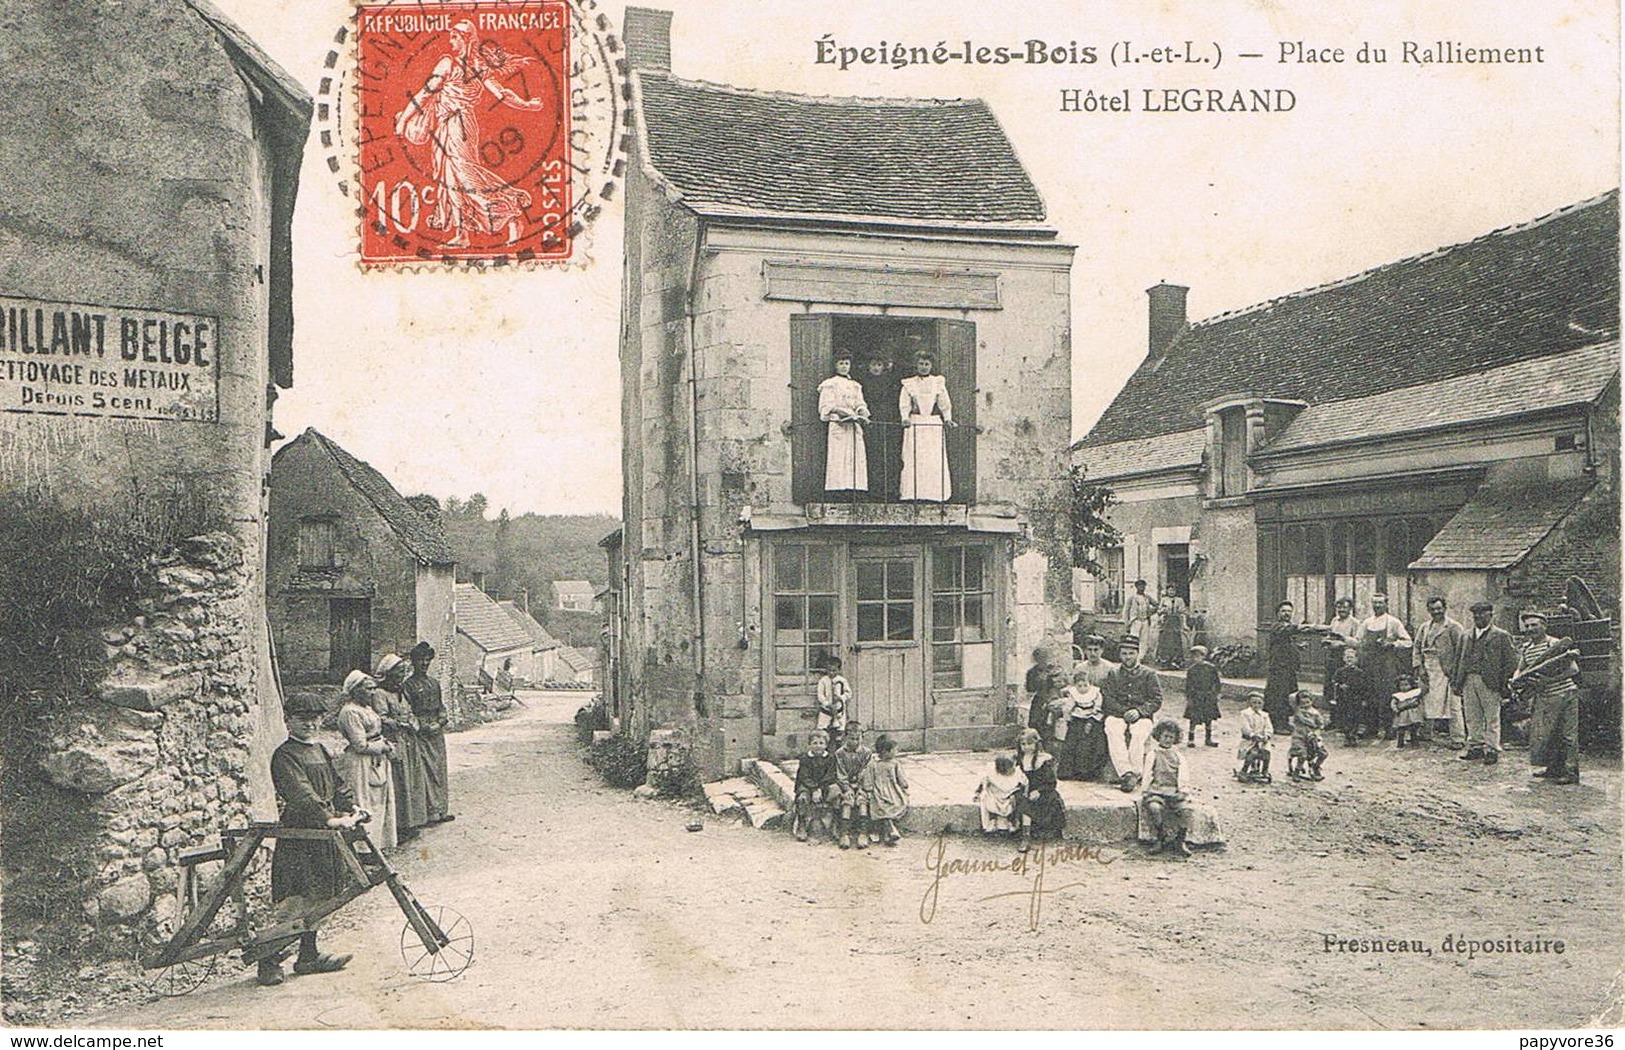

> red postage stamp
[355,2,572,266]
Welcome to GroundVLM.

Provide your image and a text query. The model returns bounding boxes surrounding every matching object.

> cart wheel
[141,952,218,998]
[399,905,474,982]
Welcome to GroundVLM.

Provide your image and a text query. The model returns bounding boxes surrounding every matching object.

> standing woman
[1156,585,1189,670]
[817,352,870,493]
[898,352,953,502]
[337,671,398,849]
[375,654,427,841]
[1263,601,1304,734]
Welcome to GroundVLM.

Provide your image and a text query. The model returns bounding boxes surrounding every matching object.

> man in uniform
[1102,634,1162,792]
[404,641,455,824]
[1516,610,1581,785]
[1453,601,1517,765]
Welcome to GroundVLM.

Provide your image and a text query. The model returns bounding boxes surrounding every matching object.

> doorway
[849,548,926,735]
[329,597,371,681]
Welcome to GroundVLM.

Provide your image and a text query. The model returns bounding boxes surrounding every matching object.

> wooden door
[329,597,371,682]
[849,550,926,734]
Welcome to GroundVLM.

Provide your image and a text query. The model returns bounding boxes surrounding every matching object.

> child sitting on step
[1140,720,1193,857]
[792,730,839,843]
[860,735,908,846]
[833,723,874,849]
[974,754,1026,836]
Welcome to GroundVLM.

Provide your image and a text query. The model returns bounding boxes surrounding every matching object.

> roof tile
[456,584,533,652]
[637,73,1047,227]
[1081,192,1619,448]
[1410,478,1596,570]
[298,430,457,565]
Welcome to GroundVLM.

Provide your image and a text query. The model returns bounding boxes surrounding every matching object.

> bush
[1213,643,1259,678]
[648,752,700,800]
[586,733,646,789]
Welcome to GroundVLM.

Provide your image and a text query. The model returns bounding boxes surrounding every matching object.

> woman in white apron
[899,352,953,501]
[817,352,870,491]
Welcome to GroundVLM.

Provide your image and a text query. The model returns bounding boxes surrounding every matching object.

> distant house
[498,599,563,682]
[1072,193,1620,665]
[554,580,597,612]
[454,583,535,689]
[268,429,458,696]
[555,645,598,686]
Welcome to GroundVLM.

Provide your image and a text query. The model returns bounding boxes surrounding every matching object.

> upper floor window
[790,315,977,506]
[1216,406,1248,497]
[298,517,337,568]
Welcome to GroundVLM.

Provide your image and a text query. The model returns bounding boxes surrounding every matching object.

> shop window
[1282,525,1327,624]
[299,517,337,568]
[789,315,976,505]
[773,544,839,687]
[930,545,994,689]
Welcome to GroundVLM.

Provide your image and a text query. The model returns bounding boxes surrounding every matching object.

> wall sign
[0,296,221,423]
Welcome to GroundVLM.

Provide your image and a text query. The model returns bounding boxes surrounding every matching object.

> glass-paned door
[850,548,926,734]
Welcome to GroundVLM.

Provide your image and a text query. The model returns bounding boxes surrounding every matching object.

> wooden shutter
[936,319,977,503]
[789,315,833,504]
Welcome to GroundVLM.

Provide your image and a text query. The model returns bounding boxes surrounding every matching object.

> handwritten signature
[919,833,1118,931]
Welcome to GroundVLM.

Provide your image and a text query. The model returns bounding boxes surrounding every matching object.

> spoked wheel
[138,949,219,998]
[399,904,474,982]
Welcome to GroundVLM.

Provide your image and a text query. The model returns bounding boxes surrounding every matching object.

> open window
[790,315,977,505]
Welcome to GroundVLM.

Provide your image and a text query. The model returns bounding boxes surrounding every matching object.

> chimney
[473,571,487,593]
[624,7,673,72]
[1147,282,1189,357]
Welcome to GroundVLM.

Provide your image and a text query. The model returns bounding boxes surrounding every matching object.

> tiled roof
[1081,192,1620,447]
[297,430,457,565]
[455,584,533,653]
[1262,341,1620,454]
[497,601,563,651]
[556,646,597,675]
[554,580,594,600]
[1072,428,1206,481]
[1410,478,1597,570]
[636,73,1048,228]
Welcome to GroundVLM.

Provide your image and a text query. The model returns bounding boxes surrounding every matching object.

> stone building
[267,428,457,695]
[610,8,1076,775]
[1072,193,1620,671]
[553,579,597,612]
[454,583,535,689]
[498,599,563,683]
[0,0,309,955]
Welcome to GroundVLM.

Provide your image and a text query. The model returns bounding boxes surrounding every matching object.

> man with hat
[1453,601,1518,764]
[375,653,428,838]
[1102,633,1163,792]
[404,641,454,825]
[1515,609,1582,784]
[260,692,362,986]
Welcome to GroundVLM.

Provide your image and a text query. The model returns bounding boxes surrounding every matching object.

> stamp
[337,0,624,268]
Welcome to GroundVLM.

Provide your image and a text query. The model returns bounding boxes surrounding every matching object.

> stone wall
[37,532,261,945]
[0,0,308,973]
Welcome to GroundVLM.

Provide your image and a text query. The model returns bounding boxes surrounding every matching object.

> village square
[0,0,1620,1035]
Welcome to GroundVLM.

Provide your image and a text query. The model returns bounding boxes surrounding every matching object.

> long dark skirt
[1061,719,1109,781]
[391,732,430,831]
[419,728,451,821]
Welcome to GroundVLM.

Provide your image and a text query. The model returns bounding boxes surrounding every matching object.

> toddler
[1140,720,1193,857]
[973,754,1026,835]
[833,723,874,849]
[792,730,839,843]
[1329,646,1374,746]
[1182,644,1222,747]
[1390,673,1425,748]
[860,735,909,846]
[1235,690,1274,783]
[1287,691,1329,781]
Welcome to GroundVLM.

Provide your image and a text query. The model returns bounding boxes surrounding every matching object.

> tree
[1068,465,1121,577]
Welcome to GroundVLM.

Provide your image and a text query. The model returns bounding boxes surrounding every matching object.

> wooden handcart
[138,820,473,996]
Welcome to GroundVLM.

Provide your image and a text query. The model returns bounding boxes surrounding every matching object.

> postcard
[0,0,1618,1035]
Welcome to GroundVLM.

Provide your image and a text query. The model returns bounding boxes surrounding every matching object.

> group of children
[792,721,911,849]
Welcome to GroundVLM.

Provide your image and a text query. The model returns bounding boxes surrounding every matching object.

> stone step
[742,757,795,811]
[740,798,786,829]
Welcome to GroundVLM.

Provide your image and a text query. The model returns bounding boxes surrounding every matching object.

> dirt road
[86,691,1622,1030]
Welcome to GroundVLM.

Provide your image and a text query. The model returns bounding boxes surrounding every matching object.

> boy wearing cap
[260,693,364,986]
[1102,633,1163,792]
[1454,602,1517,764]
